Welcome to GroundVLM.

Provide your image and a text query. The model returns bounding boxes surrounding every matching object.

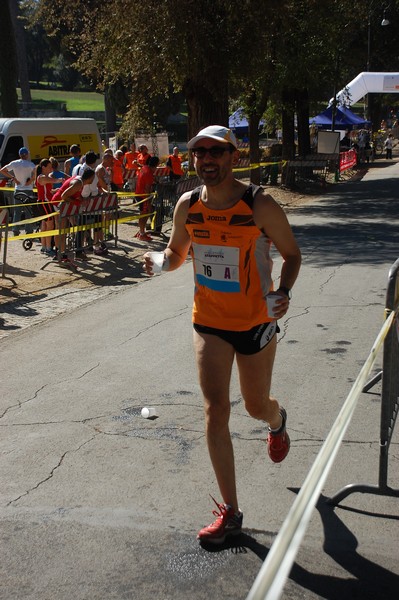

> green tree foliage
[33,0,234,136]
[31,0,399,150]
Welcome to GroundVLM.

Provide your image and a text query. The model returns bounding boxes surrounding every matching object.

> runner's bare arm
[253,191,301,291]
[164,193,192,270]
[143,193,191,275]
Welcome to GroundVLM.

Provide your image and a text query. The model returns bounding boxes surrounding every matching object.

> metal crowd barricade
[123,169,138,191]
[58,193,119,260]
[246,260,398,600]
[0,207,10,277]
[153,175,201,232]
[328,257,399,505]
[286,154,335,188]
[234,157,251,180]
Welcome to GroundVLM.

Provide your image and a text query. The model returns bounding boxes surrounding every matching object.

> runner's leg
[236,335,283,429]
[193,329,238,511]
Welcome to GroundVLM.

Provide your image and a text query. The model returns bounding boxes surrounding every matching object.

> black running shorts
[193,321,279,355]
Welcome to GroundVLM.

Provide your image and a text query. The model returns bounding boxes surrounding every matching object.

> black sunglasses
[192,146,233,159]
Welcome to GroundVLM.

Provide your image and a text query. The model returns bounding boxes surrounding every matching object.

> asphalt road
[1,161,399,599]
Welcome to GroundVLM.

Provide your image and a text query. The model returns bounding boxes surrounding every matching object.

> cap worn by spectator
[19,147,29,156]
[187,125,238,149]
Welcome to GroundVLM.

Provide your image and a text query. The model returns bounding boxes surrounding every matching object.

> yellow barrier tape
[0,190,155,210]
[0,199,155,233]
[115,191,152,198]
[4,212,60,228]
[0,200,43,209]
[6,211,157,241]
[185,161,286,177]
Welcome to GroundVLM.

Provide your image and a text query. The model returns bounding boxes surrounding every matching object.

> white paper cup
[266,293,280,317]
[148,252,164,274]
[141,407,157,419]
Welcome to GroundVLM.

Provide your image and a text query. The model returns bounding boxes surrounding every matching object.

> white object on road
[141,407,157,419]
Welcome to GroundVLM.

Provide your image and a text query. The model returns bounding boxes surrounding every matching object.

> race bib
[192,242,240,292]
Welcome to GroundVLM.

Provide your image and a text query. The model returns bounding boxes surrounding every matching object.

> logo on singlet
[206,215,227,221]
[193,229,210,238]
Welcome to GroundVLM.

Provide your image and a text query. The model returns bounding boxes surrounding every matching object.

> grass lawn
[17,88,105,112]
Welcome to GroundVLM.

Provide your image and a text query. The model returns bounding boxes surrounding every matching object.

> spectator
[51,169,96,262]
[384,133,393,160]
[122,142,139,191]
[357,130,366,164]
[135,155,159,241]
[64,144,81,176]
[136,144,151,168]
[92,153,114,256]
[35,159,64,256]
[49,157,67,189]
[112,150,125,191]
[95,153,113,193]
[166,146,184,181]
[72,151,98,181]
[340,131,351,150]
[0,147,35,236]
[72,151,102,258]
[123,142,139,171]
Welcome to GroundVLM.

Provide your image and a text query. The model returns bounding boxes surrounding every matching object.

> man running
[144,125,301,544]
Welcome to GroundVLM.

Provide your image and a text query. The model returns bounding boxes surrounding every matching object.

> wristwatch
[277,286,292,299]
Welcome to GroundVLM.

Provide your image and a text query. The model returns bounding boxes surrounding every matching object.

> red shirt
[51,176,83,207]
[168,154,183,176]
[112,158,124,186]
[124,151,139,171]
[137,151,151,167]
[36,177,55,215]
[135,166,154,196]
[36,178,53,202]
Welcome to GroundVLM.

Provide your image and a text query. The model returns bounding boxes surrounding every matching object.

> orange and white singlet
[185,184,274,331]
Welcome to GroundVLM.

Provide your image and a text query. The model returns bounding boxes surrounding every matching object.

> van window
[1,136,24,166]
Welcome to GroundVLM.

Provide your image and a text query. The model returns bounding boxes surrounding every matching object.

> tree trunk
[0,1,19,116]
[104,86,117,144]
[184,78,229,142]
[281,88,296,187]
[296,88,310,158]
[248,114,261,185]
[8,0,31,105]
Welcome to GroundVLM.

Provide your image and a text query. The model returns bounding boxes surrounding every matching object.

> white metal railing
[246,309,395,600]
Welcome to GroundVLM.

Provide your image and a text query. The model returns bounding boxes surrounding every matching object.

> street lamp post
[365,3,390,120]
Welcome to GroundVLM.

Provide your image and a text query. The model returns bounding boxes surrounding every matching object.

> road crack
[6,435,97,507]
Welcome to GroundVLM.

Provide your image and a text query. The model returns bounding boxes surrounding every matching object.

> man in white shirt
[0,147,35,235]
[72,151,99,197]
[71,151,111,257]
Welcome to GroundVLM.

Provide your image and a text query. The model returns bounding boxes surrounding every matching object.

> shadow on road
[199,489,399,599]
[289,177,399,267]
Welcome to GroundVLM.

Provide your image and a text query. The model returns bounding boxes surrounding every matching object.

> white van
[0,118,102,166]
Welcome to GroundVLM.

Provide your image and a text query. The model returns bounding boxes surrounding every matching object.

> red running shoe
[197,496,243,544]
[138,232,152,241]
[267,407,290,463]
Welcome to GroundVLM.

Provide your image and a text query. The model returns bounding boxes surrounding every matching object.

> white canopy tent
[330,72,399,106]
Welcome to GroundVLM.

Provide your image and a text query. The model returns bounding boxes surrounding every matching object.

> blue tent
[310,106,370,130]
[229,108,265,135]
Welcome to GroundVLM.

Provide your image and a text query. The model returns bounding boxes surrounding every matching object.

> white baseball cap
[187,125,238,149]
